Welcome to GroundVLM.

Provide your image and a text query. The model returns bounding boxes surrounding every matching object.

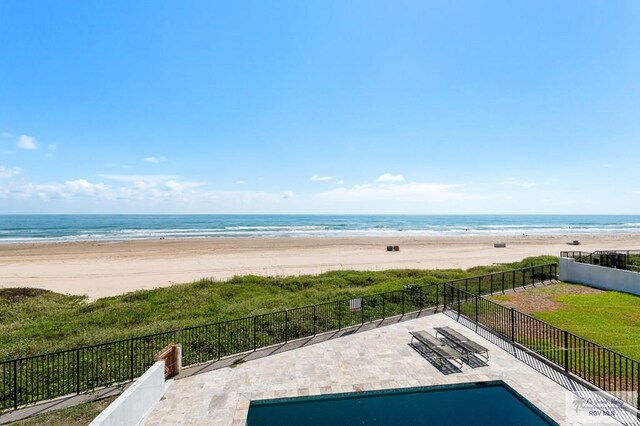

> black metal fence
[443,283,640,411]
[561,250,640,273]
[0,264,557,412]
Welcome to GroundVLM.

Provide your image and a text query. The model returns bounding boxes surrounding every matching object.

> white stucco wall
[559,257,640,296]
[89,361,167,426]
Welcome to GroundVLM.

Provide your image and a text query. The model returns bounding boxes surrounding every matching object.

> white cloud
[18,135,37,150]
[235,180,246,185]
[353,184,372,189]
[335,180,344,185]
[143,156,167,164]
[64,179,108,196]
[2,179,108,201]
[311,175,333,182]
[165,180,205,191]
[0,165,21,178]
[283,190,295,199]
[376,173,404,183]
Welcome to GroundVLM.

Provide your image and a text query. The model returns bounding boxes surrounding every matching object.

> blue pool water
[246,381,558,426]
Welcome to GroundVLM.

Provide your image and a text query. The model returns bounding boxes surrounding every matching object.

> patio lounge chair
[410,331,463,368]
[434,326,489,361]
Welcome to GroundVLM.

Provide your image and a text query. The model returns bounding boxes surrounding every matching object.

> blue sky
[1,1,639,214]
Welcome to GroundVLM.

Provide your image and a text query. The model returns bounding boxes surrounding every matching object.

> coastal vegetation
[0,255,556,360]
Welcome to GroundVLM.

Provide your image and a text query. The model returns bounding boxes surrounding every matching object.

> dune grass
[0,255,556,360]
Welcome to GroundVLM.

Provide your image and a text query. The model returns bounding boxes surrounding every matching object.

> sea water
[0,214,639,243]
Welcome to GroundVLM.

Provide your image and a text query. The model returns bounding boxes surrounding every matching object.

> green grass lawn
[0,255,556,360]
[492,283,640,360]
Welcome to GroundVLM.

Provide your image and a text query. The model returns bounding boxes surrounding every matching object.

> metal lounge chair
[433,326,489,361]
[410,330,463,368]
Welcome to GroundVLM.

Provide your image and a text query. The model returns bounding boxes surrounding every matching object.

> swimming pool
[246,381,558,425]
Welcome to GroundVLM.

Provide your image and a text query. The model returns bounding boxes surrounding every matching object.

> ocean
[0,215,639,243]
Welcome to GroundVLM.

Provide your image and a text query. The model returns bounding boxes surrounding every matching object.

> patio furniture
[434,326,489,361]
[409,331,463,368]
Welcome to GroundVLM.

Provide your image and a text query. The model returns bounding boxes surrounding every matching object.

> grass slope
[493,283,640,360]
[8,396,116,426]
[0,255,556,359]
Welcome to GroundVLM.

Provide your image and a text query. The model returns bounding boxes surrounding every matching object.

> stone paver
[145,313,627,426]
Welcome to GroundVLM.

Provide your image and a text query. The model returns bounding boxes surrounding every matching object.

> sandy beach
[1,234,639,300]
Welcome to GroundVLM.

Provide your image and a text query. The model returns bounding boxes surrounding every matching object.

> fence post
[402,291,405,315]
[382,295,385,320]
[502,272,505,294]
[13,359,18,410]
[253,316,257,351]
[512,271,515,292]
[130,340,134,380]
[361,299,365,325]
[510,308,515,343]
[313,305,317,337]
[475,295,479,325]
[338,301,342,330]
[419,287,423,313]
[564,330,569,372]
[217,323,221,360]
[457,288,461,314]
[285,310,289,343]
[76,349,81,395]
[490,274,494,295]
[435,284,439,312]
[531,267,535,285]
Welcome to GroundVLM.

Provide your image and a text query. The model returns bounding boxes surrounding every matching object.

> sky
[1,0,639,214]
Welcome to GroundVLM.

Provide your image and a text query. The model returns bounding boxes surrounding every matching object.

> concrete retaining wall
[89,361,166,426]
[559,257,640,296]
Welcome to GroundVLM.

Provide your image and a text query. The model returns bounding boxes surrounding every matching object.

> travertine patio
[144,313,624,425]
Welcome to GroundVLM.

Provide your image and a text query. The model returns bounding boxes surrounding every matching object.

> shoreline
[1,234,639,300]
[2,230,640,245]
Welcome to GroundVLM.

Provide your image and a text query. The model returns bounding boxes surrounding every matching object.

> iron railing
[561,250,640,273]
[443,283,640,411]
[0,264,557,412]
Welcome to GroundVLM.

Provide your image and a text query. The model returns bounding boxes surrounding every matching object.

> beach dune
[1,234,639,300]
